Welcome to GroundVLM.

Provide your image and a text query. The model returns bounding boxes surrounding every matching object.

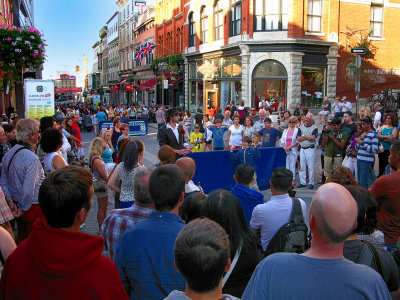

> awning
[55,87,82,93]
[168,76,183,87]
[120,79,128,85]
[136,74,172,90]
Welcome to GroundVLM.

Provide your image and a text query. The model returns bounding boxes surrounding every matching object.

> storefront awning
[120,79,128,85]
[55,87,82,93]
[168,76,183,87]
[136,74,172,90]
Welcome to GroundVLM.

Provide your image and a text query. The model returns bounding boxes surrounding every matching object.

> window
[200,6,208,44]
[230,0,241,36]
[307,0,322,32]
[370,0,383,37]
[188,12,195,47]
[254,0,288,31]
[214,0,223,40]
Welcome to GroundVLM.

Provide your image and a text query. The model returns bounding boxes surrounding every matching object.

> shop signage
[126,84,134,91]
[25,79,55,119]
[99,119,148,136]
[351,48,366,54]
[224,63,242,76]
[197,63,218,76]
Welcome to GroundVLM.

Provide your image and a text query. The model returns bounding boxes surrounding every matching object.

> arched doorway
[252,60,287,110]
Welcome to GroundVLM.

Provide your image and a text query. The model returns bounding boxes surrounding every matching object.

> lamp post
[158,62,168,105]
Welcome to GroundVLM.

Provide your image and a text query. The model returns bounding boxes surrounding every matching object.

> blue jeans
[357,160,375,189]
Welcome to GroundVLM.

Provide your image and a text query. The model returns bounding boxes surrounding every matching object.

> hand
[328,133,334,139]
[8,200,18,215]
[13,207,25,218]
[361,133,367,139]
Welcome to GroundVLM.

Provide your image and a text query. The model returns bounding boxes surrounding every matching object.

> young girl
[202,114,213,151]
[183,111,193,139]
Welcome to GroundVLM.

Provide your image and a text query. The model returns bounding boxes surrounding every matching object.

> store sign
[126,83,134,91]
[99,119,148,136]
[25,79,55,119]
[197,63,218,76]
[224,63,242,76]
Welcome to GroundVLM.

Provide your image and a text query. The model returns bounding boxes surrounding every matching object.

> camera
[322,128,333,134]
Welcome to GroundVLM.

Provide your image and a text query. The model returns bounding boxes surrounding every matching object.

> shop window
[307,0,322,32]
[188,12,195,47]
[230,0,241,37]
[200,6,208,44]
[214,0,223,40]
[370,0,383,37]
[301,66,325,107]
[254,0,288,31]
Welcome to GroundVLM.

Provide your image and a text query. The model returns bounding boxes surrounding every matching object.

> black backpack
[265,198,310,256]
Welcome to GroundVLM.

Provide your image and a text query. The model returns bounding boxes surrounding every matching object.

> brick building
[180,0,400,114]
[133,6,156,105]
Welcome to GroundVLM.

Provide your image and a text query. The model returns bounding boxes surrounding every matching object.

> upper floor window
[307,0,322,32]
[230,0,241,37]
[370,0,383,37]
[214,0,223,40]
[188,12,196,47]
[200,6,208,44]
[254,0,288,31]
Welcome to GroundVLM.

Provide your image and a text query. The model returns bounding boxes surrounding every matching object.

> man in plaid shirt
[101,168,154,259]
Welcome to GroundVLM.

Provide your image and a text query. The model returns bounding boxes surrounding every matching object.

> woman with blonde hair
[89,137,109,230]
[359,106,371,120]
[281,116,299,180]
[100,129,115,171]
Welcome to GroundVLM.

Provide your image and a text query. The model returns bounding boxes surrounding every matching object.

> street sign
[351,48,366,54]
[355,81,361,93]
[355,55,362,68]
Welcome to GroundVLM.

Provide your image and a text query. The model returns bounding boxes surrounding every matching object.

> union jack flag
[142,42,156,58]
[135,46,144,61]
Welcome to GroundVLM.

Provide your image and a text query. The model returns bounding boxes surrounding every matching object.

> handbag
[91,157,107,192]
[93,176,107,192]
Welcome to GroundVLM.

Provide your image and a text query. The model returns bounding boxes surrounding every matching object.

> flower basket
[0,24,46,80]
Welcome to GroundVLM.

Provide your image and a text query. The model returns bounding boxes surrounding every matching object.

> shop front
[187,56,242,115]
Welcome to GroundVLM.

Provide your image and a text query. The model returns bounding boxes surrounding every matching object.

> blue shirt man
[114,165,186,300]
[257,118,282,147]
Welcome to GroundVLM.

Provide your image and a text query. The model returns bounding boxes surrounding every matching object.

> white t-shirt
[228,124,244,147]
[374,111,382,127]
[250,194,307,251]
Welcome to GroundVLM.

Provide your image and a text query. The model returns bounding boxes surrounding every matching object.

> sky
[34,0,118,85]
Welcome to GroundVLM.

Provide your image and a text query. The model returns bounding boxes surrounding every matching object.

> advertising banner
[99,119,148,136]
[93,94,101,106]
[24,80,55,119]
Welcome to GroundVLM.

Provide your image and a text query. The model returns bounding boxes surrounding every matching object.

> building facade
[107,11,120,105]
[182,0,400,114]
[132,7,156,106]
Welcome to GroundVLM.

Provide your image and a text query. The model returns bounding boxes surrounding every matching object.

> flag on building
[135,42,156,63]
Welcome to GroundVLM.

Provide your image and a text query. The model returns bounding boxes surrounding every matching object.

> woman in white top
[281,116,299,180]
[227,115,244,149]
[41,128,67,173]
[108,140,145,208]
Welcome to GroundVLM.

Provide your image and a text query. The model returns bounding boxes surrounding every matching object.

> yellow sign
[197,63,218,76]
[116,0,129,8]
[224,63,242,76]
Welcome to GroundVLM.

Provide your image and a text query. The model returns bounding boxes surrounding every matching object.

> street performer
[158,108,192,158]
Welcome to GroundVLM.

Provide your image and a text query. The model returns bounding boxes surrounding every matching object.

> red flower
[181,128,186,135]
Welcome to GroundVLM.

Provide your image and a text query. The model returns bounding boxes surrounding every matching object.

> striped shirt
[0,144,44,211]
[356,130,379,162]
[101,203,154,259]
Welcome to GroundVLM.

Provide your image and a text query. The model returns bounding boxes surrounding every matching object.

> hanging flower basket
[0,24,46,80]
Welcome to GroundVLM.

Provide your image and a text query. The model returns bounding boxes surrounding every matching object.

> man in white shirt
[253,109,267,132]
[341,96,352,114]
[250,167,307,252]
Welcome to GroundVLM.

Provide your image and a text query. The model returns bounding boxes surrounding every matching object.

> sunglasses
[250,109,256,111]
[289,121,296,124]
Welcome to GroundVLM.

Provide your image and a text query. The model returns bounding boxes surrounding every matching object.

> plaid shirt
[101,203,154,259]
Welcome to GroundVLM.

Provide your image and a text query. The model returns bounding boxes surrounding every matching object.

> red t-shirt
[70,121,82,142]
[370,172,400,245]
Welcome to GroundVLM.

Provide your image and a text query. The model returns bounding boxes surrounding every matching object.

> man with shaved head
[176,157,202,200]
[243,183,391,299]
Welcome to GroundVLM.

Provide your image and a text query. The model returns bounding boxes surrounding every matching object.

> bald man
[243,183,391,299]
[176,157,202,200]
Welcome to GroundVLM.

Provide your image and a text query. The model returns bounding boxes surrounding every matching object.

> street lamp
[158,62,168,105]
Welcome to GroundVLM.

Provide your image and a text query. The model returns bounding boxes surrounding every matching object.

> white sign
[24,80,55,119]
[93,94,101,105]
[163,80,168,89]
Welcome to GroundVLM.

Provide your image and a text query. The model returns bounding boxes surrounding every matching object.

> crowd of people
[0,97,398,299]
